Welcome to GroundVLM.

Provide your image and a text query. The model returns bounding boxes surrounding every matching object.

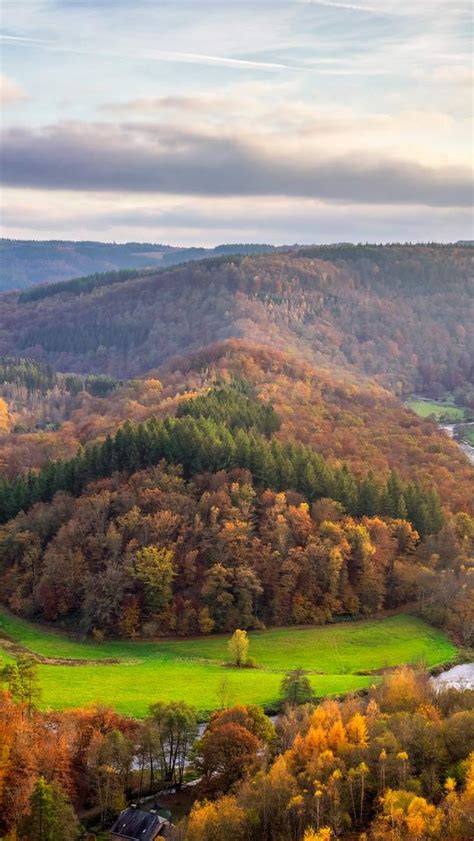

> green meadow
[0,612,457,718]
[406,398,466,421]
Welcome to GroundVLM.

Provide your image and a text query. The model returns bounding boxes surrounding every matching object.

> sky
[0,0,472,245]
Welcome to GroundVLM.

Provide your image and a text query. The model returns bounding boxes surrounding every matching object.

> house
[110,806,171,841]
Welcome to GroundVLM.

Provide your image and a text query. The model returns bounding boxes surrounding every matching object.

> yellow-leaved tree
[185,795,248,841]
[0,398,10,433]
[228,629,250,667]
[303,827,333,841]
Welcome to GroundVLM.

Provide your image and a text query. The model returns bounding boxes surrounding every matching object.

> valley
[440,422,474,464]
[0,0,474,828]
[2,0,473,832]
[0,243,472,840]
[406,396,474,463]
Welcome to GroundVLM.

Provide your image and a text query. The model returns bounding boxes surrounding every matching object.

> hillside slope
[0,372,472,641]
[0,245,472,398]
[1,341,472,513]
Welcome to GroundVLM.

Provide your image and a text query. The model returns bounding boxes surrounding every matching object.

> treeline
[0,385,443,536]
[176,381,281,434]
[0,356,122,398]
[0,342,471,517]
[19,267,150,303]
[2,458,470,637]
[297,242,473,293]
[1,238,275,293]
[14,247,274,303]
[0,677,138,839]
[0,356,55,394]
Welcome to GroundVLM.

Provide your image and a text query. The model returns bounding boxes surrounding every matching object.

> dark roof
[110,807,169,841]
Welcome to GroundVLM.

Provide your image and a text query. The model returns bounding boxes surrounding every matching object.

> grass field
[406,398,466,421]
[0,612,457,718]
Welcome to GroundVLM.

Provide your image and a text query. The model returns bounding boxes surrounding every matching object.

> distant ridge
[3,237,469,294]
[0,238,276,292]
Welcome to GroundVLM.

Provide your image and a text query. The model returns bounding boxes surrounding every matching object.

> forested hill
[0,333,472,639]
[0,239,275,292]
[0,380,468,640]
[1,340,472,514]
[0,244,472,399]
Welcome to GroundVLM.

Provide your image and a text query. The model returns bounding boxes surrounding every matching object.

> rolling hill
[0,244,472,400]
[0,341,472,513]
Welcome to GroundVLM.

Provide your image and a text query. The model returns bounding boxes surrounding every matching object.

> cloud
[100,94,252,115]
[0,121,471,207]
[2,188,472,245]
[432,65,473,86]
[96,97,467,169]
[0,74,28,105]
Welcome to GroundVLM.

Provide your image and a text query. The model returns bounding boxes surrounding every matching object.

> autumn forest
[0,243,473,840]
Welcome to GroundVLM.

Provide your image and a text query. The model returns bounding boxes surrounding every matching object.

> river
[431,663,474,691]
[429,425,474,690]
[439,421,474,465]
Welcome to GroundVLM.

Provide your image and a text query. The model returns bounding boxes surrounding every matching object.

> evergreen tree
[21,777,79,841]
[0,383,445,537]
[280,669,313,705]
[2,656,41,716]
[357,471,380,517]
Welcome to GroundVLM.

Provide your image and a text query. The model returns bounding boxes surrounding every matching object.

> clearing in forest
[0,612,457,717]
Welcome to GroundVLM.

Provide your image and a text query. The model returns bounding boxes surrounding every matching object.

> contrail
[149,50,292,71]
[0,34,54,43]
[0,33,295,72]
[299,0,385,12]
